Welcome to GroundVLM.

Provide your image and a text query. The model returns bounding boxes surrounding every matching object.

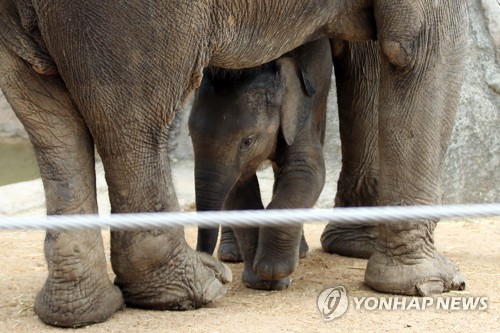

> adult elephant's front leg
[365,0,468,296]
[47,12,233,307]
[95,138,232,309]
[0,47,123,327]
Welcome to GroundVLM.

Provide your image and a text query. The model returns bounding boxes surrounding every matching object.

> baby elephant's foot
[253,227,302,281]
[253,251,299,281]
[113,231,232,310]
[217,227,243,262]
[365,249,466,296]
[299,233,309,259]
[320,222,377,259]
[242,267,290,290]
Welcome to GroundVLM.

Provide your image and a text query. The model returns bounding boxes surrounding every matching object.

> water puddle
[0,139,39,186]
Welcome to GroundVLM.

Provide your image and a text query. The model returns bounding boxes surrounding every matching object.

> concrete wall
[1,0,498,203]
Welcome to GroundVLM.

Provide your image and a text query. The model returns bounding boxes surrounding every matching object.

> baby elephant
[189,38,332,290]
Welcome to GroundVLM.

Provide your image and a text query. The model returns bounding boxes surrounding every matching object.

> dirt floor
[0,218,498,333]
[0,161,498,332]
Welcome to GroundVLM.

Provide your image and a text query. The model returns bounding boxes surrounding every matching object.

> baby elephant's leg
[227,175,291,290]
[254,144,325,282]
[218,226,243,262]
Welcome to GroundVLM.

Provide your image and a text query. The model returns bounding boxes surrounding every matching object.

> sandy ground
[0,160,498,332]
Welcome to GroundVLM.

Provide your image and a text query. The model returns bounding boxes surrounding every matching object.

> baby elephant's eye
[239,135,256,151]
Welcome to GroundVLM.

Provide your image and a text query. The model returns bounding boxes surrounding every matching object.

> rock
[444,1,500,203]
[479,0,500,62]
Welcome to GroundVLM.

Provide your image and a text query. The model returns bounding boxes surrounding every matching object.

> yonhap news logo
[317,286,349,321]
[317,286,488,321]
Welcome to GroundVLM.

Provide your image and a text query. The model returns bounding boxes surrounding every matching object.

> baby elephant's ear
[276,57,315,146]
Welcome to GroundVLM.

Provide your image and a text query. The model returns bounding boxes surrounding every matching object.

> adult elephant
[0,0,468,328]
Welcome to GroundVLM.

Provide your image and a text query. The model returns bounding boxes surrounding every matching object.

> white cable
[0,203,499,230]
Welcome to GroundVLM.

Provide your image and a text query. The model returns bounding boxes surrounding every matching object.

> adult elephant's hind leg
[321,41,379,259]
[0,48,123,326]
[365,0,468,296]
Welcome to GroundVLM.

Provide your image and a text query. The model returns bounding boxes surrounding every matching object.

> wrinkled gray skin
[191,39,331,290]
[0,0,467,328]
[320,40,382,259]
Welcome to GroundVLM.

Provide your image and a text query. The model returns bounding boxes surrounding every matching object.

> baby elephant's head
[189,59,315,187]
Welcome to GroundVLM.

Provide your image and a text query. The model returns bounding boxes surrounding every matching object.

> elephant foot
[35,278,124,328]
[113,234,232,310]
[320,222,377,259]
[218,228,307,262]
[218,242,243,262]
[217,227,243,262]
[34,230,124,328]
[253,252,299,281]
[252,226,302,281]
[299,232,309,259]
[242,267,290,290]
[365,251,465,296]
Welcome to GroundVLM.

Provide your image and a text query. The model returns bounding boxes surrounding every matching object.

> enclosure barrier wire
[0,203,499,230]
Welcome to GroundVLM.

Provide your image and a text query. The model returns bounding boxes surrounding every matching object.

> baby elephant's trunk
[194,167,234,255]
